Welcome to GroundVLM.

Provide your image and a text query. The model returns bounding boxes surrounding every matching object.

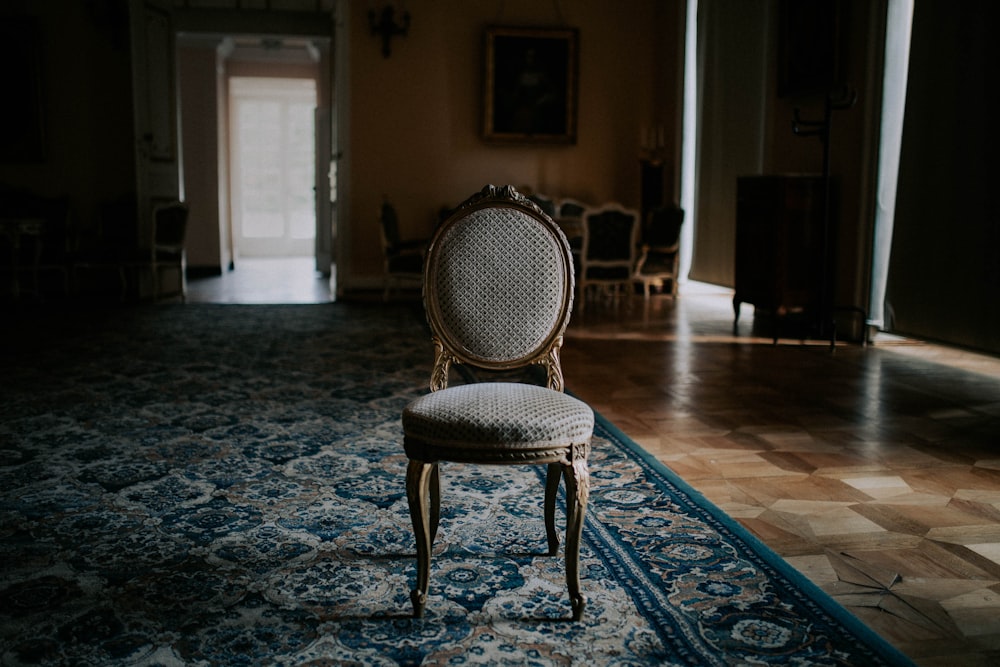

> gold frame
[483,26,579,144]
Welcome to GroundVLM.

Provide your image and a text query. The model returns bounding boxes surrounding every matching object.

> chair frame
[577,203,640,312]
[150,200,188,302]
[403,184,591,621]
[554,198,586,252]
[633,206,683,299]
[378,200,427,301]
[72,199,187,302]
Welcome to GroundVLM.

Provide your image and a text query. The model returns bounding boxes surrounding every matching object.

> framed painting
[483,26,579,144]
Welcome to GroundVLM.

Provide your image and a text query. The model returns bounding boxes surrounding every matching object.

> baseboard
[187,265,223,280]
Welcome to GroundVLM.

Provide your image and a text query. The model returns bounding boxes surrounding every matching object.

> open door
[129,0,181,260]
[315,107,333,276]
[228,77,317,258]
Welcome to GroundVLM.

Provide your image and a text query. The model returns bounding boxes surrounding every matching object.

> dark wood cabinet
[734,175,829,334]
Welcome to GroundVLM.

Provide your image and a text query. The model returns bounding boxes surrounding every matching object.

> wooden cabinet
[734,175,829,335]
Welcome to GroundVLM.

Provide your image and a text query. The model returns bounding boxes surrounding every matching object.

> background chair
[378,199,428,300]
[149,201,188,302]
[526,192,557,218]
[557,198,586,221]
[634,205,684,298]
[0,190,73,301]
[72,195,142,301]
[73,197,187,301]
[577,204,640,312]
[555,198,586,261]
[402,184,594,621]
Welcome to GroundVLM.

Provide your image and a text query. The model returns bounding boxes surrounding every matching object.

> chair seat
[636,253,677,275]
[403,382,593,459]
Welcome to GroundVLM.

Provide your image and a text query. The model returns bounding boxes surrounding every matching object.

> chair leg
[180,254,187,302]
[429,463,441,543]
[544,462,561,556]
[406,459,436,618]
[562,457,590,621]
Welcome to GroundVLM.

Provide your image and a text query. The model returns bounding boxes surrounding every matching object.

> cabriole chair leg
[564,459,589,621]
[544,462,561,556]
[406,459,435,617]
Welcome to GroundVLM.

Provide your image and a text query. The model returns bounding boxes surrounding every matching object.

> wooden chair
[577,204,640,312]
[402,184,594,621]
[555,198,586,254]
[73,198,187,301]
[378,199,428,300]
[526,192,557,218]
[634,205,683,298]
[149,201,188,301]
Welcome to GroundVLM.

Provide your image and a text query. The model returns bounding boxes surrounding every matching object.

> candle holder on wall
[639,124,666,165]
[639,125,667,228]
[369,3,410,58]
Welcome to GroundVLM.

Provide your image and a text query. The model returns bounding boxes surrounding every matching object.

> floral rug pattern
[0,304,911,665]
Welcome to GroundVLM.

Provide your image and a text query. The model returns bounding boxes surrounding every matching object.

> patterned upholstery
[402,184,594,622]
[429,207,567,364]
[404,382,594,454]
[634,205,684,299]
[577,204,640,312]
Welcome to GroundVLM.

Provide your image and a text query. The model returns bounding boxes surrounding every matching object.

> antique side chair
[150,200,189,302]
[378,199,429,301]
[634,205,684,299]
[577,203,640,312]
[401,184,594,621]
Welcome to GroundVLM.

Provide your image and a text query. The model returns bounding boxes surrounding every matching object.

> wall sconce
[369,3,410,58]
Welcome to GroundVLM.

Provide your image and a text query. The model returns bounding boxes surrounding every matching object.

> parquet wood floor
[560,283,1000,667]
[188,264,1000,666]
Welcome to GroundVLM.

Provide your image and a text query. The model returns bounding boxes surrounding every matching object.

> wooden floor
[186,256,335,304]
[187,263,1000,666]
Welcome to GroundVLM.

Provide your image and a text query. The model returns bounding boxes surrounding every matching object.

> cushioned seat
[404,382,594,457]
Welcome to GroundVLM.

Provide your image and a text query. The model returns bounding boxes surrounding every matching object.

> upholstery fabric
[431,207,568,363]
[584,209,636,262]
[403,382,593,451]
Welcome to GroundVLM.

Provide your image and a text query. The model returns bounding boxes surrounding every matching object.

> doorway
[176,31,335,303]
[229,76,317,259]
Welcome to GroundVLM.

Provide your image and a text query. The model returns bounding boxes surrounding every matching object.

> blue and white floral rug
[0,304,912,665]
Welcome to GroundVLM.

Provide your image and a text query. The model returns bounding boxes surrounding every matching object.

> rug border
[593,410,917,667]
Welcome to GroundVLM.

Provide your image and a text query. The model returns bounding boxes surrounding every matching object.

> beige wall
[344,0,683,288]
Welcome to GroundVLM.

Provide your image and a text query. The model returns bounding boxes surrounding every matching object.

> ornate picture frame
[483,26,579,145]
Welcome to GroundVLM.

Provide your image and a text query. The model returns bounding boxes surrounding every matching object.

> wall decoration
[483,26,578,144]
